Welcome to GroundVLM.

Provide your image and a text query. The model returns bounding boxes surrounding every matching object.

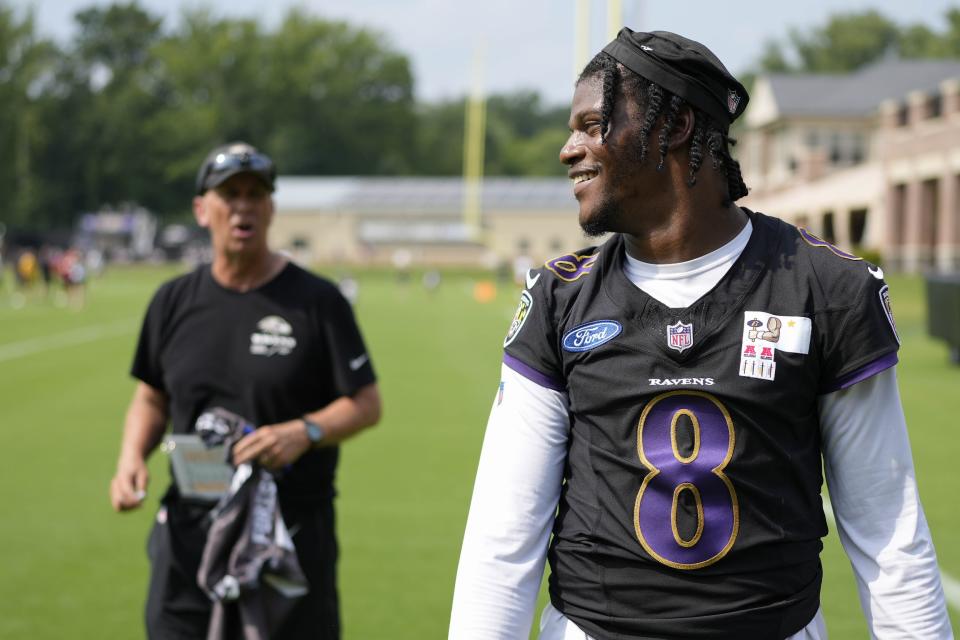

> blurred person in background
[39,244,55,298]
[58,247,87,309]
[450,29,951,640]
[109,141,382,639]
[12,247,38,308]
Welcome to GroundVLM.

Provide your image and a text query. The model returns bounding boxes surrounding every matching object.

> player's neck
[624,201,747,265]
[210,250,287,292]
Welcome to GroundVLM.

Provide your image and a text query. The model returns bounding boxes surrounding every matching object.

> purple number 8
[634,391,739,570]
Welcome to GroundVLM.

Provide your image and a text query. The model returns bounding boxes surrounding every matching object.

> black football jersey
[503,210,900,639]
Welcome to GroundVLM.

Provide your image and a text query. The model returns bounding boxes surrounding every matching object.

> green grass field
[0,265,956,638]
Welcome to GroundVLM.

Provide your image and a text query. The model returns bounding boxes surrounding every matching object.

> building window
[892,184,907,246]
[829,133,842,164]
[517,238,530,254]
[921,178,940,267]
[550,238,563,252]
[851,133,866,164]
[849,208,868,246]
[896,104,909,127]
[291,235,310,250]
[822,212,836,243]
[929,93,943,119]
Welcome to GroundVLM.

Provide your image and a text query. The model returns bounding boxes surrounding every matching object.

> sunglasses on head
[208,149,274,174]
[197,145,276,194]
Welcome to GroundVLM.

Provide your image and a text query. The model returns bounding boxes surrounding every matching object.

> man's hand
[109,382,167,513]
[232,421,311,471]
[110,456,149,512]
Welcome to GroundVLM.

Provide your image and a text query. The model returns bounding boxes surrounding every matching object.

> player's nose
[559,134,586,166]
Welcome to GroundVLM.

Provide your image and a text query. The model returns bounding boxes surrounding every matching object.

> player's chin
[579,205,615,238]
[578,203,596,231]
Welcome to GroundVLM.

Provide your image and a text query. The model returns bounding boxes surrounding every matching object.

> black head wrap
[602,28,749,125]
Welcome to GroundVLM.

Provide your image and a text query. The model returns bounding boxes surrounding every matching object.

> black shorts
[145,489,340,640]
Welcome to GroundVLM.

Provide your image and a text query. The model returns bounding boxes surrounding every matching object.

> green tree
[413,90,568,177]
[794,10,899,72]
[758,8,960,74]
[262,11,416,175]
[148,10,272,202]
[0,5,57,228]
[485,91,568,176]
[154,9,418,180]
[8,2,573,232]
[23,5,421,225]
[42,2,170,219]
[412,98,466,175]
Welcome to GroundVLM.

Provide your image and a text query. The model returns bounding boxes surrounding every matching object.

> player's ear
[193,195,210,228]
[667,104,695,150]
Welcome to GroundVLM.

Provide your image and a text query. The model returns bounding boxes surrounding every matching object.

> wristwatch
[303,418,325,446]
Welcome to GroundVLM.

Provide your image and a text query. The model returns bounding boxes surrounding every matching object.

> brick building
[739,57,960,272]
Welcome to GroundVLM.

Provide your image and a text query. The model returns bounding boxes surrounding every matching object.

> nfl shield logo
[667,320,694,353]
[727,89,741,115]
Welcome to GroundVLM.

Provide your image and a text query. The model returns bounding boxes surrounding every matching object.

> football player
[449,29,952,639]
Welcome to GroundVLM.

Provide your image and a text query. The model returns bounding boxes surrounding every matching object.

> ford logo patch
[562,320,622,352]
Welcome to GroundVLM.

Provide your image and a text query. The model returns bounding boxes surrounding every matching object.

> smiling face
[193,172,274,260]
[560,75,665,237]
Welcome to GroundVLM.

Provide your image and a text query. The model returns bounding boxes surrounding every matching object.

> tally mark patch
[739,312,811,381]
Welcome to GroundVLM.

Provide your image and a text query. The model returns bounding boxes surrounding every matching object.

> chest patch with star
[739,312,811,381]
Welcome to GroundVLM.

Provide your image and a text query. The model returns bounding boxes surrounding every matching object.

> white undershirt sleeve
[819,367,952,639]
[449,364,571,640]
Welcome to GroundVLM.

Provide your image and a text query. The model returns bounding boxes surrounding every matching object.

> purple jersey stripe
[820,351,899,394]
[503,353,566,391]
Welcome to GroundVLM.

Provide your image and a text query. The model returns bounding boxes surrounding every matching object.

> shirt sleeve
[819,274,900,394]
[319,286,376,396]
[449,364,570,639]
[502,272,565,391]
[819,367,952,639]
[130,285,169,391]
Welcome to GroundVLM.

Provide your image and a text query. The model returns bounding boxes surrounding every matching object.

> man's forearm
[119,382,169,462]
[302,382,382,447]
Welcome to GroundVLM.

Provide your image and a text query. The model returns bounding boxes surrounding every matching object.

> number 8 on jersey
[634,391,739,570]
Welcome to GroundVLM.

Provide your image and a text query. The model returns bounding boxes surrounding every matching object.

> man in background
[110,141,382,638]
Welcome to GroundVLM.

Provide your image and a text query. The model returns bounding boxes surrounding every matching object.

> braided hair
[580,53,748,204]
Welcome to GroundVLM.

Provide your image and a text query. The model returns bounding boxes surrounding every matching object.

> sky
[10,0,960,105]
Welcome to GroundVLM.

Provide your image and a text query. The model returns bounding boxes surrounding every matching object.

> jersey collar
[599,209,782,361]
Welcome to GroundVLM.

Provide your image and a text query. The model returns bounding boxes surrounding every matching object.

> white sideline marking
[823,497,960,611]
[942,572,960,612]
[0,320,137,363]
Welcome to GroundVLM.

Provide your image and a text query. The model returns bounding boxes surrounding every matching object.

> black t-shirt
[132,261,376,501]
[503,210,900,639]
